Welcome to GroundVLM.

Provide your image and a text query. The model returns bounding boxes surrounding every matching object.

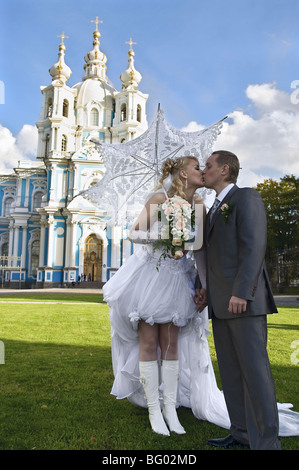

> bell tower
[112,38,148,142]
[36,33,77,160]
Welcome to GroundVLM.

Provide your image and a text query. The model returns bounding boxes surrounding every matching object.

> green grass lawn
[0,294,298,451]
[0,292,103,303]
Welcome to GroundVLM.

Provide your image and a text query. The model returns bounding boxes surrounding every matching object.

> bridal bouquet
[153,195,195,268]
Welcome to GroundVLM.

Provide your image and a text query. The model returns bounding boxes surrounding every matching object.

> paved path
[273,295,299,307]
[0,288,103,295]
[0,300,100,304]
[0,288,103,304]
[0,288,298,307]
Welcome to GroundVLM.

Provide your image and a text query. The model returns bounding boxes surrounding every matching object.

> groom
[201,150,281,450]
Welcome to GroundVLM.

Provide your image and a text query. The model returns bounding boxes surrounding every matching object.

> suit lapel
[207,185,239,236]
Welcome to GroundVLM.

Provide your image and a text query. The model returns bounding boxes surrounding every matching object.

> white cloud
[181,121,205,132]
[0,124,37,170]
[16,124,38,158]
[1,82,299,189]
[183,82,299,188]
[246,82,296,114]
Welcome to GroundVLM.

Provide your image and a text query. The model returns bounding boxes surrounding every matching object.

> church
[0,19,149,288]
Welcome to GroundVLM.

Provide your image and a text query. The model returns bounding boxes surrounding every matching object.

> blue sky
[0,0,299,186]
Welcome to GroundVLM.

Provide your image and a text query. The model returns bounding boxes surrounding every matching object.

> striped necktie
[210,198,220,219]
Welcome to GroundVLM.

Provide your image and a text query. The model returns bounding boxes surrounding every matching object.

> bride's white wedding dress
[103,241,299,437]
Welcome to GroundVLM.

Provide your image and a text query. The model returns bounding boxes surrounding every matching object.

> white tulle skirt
[103,245,299,437]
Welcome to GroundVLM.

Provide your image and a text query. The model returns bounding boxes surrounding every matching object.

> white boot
[139,360,170,436]
[161,360,186,434]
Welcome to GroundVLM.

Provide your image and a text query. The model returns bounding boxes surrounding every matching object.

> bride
[103,155,299,439]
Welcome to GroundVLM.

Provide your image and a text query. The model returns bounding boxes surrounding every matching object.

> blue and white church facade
[0,22,148,287]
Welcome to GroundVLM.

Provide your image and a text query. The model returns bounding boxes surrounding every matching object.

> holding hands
[194,288,207,312]
[194,291,247,315]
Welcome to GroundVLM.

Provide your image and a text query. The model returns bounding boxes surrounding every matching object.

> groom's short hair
[212,150,240,183]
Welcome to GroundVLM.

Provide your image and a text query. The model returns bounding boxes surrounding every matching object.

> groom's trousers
[212,314,281,450]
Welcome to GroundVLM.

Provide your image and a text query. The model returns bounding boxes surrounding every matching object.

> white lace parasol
[78,105,226,225]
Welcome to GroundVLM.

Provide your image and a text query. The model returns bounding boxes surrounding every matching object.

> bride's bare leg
[138,320,159,361]
[159,323,179,360]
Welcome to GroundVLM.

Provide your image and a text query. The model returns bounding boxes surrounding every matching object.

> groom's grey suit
[205,184,281,449]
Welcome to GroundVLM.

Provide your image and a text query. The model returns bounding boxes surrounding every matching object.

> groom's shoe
[207,434,248,449]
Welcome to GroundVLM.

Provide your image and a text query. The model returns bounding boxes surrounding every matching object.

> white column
[21,226,27,269]
[13,225,19,267]
[110,226,121,268]
[73,164,79,196]
[49,164,56,201]
[47,216,54,267]
[8,221,14,258]
[39,217,46,267]
[16,180,22,207]
[24,179,30,208]
[78,238,85,277]
[65,218,72,267]
[69,220,77,267]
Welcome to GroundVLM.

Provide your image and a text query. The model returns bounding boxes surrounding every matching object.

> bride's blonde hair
[156,156,199,199]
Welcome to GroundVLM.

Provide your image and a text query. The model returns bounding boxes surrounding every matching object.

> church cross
[125,37,137,50]
[57,31,69,45]
[91,16,103,31]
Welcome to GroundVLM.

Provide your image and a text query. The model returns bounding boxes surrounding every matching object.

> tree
[255,175,299,287]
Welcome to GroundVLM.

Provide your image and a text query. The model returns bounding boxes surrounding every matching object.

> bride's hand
[171,248,186,259]
[194,288,207,312]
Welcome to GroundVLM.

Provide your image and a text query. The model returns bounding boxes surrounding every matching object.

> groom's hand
[194,288,207,312]
[229,296,247,314]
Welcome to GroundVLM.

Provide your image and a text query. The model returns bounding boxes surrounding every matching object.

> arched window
[31,240,40,276]
[120,103,127,122]
[63,99,69,118]
[1,242,8,266]
[90,108,99,126]
[1,242,8,257]
[4,197,14,217]
[32,191,43,212]
[47,98,53,117]
[137,104,141,123]
[45,134,50,157]
[61,135,67,152]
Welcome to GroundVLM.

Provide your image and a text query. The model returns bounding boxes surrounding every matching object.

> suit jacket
[205,185,277,319]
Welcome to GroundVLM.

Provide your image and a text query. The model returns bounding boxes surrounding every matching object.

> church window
[31,240,40,277]
[4,197,14,217]
[61,135,67,152]
[120,103,127,122]
[45,134,50,157]
[90,108,99,126]
[32,191,43,212]
[47,98,53,117]
[1,242,8,267]
[137,104,141,123]
[63,99,69,118]
[1,242,8,258]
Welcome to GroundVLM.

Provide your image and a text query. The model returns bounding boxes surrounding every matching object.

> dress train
[104,246,299,437]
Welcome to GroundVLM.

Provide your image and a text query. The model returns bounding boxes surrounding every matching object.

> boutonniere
[218,202,232,223]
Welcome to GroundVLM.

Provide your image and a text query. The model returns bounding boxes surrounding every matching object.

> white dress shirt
[216,183,235,203]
